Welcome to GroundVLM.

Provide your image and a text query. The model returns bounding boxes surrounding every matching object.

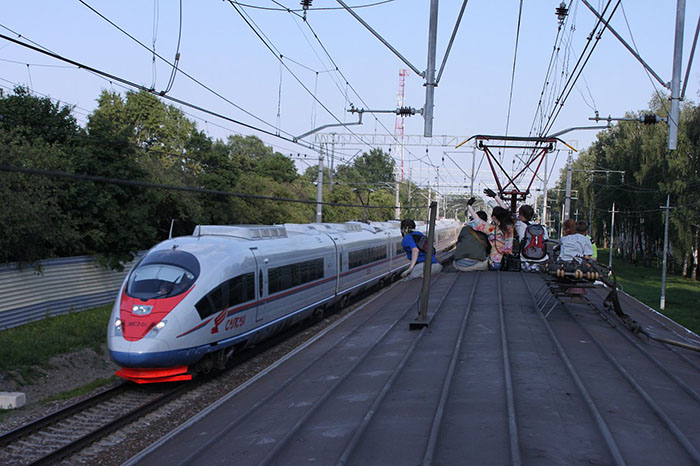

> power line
[75,1,293,139]
[0,163,427,210]
[0,31,321,152]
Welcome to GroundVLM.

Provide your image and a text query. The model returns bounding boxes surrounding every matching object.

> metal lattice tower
[393,69,409,181]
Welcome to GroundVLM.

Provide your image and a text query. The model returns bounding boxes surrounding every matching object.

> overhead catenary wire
[224,1,382,157]
[504,0,524,139]
[541,0,621,138]
[0,31,322,152]
[265,0,434,171]
[0,163,428,211]
[75,1,294,139]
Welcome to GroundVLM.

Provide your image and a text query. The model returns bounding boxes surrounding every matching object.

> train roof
[128,270,700,465]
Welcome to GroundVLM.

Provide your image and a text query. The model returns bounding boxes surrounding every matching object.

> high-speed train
[108,219,460,383]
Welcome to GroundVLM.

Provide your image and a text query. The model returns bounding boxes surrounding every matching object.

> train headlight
[132,304,153,315]
[114,318,122,336]
[151,320,167,335]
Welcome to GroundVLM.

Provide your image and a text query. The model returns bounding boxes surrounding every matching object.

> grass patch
[40,376,118,404]
[603,249,700,334]
[0,304,113,382]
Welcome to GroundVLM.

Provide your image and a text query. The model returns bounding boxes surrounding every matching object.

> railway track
[0,382,188,465]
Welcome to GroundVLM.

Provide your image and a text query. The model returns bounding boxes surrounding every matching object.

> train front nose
[108,338,171,367]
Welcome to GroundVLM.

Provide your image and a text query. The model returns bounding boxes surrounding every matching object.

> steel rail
[21,384,189,466]
[587,286,700,370]
[258,272,460,466]
[520,273,627,466]
[559,302,700,463]
[176,279,415,465]
[3,383,191,465]
[336,272,462,466]
[498,272,522,466]
[0,383,128,447]
[594,308,700,403]
[420,272,481,465]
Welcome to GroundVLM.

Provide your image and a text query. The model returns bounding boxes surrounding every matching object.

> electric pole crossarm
[581,0,669,89]
[294,112,363,142]
[335,0,423,77]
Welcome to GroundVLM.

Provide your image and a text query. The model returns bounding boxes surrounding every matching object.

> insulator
[301,0,312,9]
[397,106,415,116]
[556,2,568,23]
[642,114,659,125]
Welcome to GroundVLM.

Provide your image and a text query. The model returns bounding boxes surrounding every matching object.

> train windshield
[126,249,200,300]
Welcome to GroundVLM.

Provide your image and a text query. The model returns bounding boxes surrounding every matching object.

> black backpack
[520,223,546,260]
[410,232,431,253]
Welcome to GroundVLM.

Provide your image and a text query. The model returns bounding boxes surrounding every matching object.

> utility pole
[564,151,573,220]
[470,148,476,196]
[669,0,686,150]
[315,151,324,223]
[660,194,673,310]
[395,179,400,220]
[608,202,617,269]
[542,151,549,229]
[329,139,336,192]
[423,0,439,137]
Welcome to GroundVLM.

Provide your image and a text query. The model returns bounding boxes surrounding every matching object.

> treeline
[0,87,428,268]
[549,94,700,279]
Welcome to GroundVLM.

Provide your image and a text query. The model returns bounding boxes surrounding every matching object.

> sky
[2,1,699,200]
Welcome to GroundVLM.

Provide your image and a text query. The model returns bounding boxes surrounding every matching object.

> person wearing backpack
[454,199,490,271]
[400,219,442,279]
[515,204,549,271]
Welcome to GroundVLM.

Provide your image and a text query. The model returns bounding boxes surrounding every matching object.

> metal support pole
[470,148,476,196]
[417,201,438,324]
[608,202,616,269]
[542,151,549,229]
[564,152,573,220]
[395,180,401,220]
[423,0,439,137]
[669,0,686,150]
[315,152,324,223]
[660,194,671,310]
[329,140,335,192]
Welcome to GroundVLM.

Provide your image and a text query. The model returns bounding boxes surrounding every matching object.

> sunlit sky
[2,1,699,198]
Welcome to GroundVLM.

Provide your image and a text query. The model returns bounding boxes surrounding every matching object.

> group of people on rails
[398,188,597,280]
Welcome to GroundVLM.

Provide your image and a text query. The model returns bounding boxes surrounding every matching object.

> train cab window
[268,258,324,294]
[126,264,196,300]
[125,250,200,300]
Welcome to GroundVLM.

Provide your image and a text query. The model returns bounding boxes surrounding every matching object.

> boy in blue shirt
[400,219,442,279]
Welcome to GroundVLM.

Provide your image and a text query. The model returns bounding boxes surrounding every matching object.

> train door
[249,247,266,322]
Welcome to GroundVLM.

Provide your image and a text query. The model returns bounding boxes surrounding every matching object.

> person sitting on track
[558,219,594,263]
[454,199,490,271]
[400,219,442,279]
[515,204,549,272]
[467,194,513,271]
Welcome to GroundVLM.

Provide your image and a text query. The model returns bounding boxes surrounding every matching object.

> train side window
[349,246,387,269]
[195,295,215,320]
[228,272,255,307]
[268,258,324,294]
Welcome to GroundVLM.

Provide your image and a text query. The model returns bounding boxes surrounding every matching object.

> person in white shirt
[558,220,594,262]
